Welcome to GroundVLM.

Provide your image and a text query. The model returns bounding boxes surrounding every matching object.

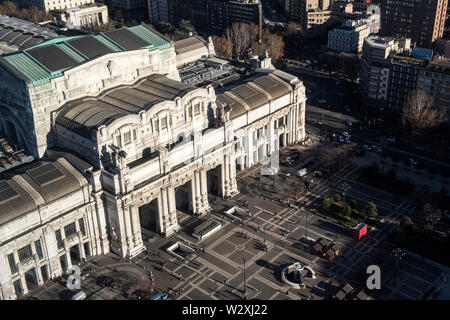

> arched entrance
[139,198,159,240]
[206,165,222,197]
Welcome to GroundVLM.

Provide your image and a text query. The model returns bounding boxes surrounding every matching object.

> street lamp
[242,257,247,300]
[303,211,310,244]
[391,248,406,286]
[340,182,351,203]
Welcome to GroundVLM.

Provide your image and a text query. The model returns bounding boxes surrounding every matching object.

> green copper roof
[31,35,83,48]
[56,42,87,63]
[2,52,52,86]
[128,24,171,50]
[92,34,124,52]
[0,24,172,87]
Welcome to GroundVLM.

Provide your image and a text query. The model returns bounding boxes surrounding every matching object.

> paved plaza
[26,139,450,301]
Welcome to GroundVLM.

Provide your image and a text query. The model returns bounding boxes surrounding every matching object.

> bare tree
[114,9,124,22]
[402,90,446,131]
[284,21,301,36]
[212,32,232,58]
[250,27,284,64]
[231,22,251,60]
[248,22,260,42]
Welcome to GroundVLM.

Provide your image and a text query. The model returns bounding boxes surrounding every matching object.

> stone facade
[0,26,307,299]
[53,4,109,29]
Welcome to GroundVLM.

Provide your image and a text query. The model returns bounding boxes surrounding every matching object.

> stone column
[167,187,177,224]
[194,171,202,211]
[78,232,86,260]
[190,178,197,214]
[122,205,133,257]
[20,275,28,296]
[161,187,169,229]
[161,187,179,236]
[200,170,208,205]
[156,194,164,234]
[130,205,141,246]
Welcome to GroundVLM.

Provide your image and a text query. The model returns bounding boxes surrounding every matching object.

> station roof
[0,24,171,86]
[0,15,59,55]
[216,73,292,119]
[0,157,88,226]
[55,74,196,138]
[174,36,208,55]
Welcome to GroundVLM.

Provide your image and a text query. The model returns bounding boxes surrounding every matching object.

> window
[79,218,86,237]
[160,117,167,129]
[115,135,121,147]
[35,240,44,260]
[132,129,137,141]
[41,265,49,281]
[7,254,18,274]
[123,131,131,145]
[18,245,33,264]
[188,107,192,119]
[194,103,200,115]
[55,230,63,249]
[64,222,77,238]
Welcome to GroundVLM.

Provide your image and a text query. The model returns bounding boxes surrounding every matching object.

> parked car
[151,293,168,300]
[409,158,418,165]
[314,170,323,177]
[362,145,371,151]
[71,291,87,300]
[387,137,396,143]
[130,290,146,300]
[261,166,279,176]
[339,136,345,143]
[297,168,308,177]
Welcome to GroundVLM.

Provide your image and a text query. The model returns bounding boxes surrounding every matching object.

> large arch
[0,106,29,152]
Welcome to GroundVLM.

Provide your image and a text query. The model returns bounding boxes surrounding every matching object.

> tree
[342,205,352,217]
[400,217,414,232]
[333,194,342,202]
[0,1,19,17]
[114,9,124,22]
[25,6,41,24]
[422,223,433,236]
[338,53,360,81]
[212,32,232,58]
[179,19,196,34]
[284,21,301,37]
[321,198,332,210]
[365,202,378,218]
[349,199,357,209]
[231,22,251,60]
[402,90,446,131]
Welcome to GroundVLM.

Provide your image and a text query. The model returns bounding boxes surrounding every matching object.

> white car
[409,158,418,165]
[362,145,371,151]
[261,166,279,176]
[297,168,308,177]
[318,121,323,126]
[346,138,351,144]
[347,121,352,126]
[339,136,345,143]
[342,132,350,137]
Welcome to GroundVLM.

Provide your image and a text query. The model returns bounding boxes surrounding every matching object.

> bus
[71,291,87,300]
